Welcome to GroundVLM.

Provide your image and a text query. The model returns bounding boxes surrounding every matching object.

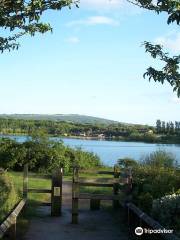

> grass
[9,172,51,203]
[8,171,52,219]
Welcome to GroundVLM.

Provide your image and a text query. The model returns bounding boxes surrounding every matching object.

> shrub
[0,171,18,221]
[0,138,24,170]
[128,132,157,142]
[152,193,180,233]
[138,192,153,214]
[118,158,138,168]
[0,136,102,173]
[73,148,102,170]
[118,152,180,213]
[132,166,180,200]
[117,151,180,234]
[142,150,176,168]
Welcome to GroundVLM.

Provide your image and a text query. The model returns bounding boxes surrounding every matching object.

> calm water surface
[2,135,180,166]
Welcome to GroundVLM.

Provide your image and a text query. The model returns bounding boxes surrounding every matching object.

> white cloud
[154,32,180,53]
[67,16,119,27]
[65,36,79,43]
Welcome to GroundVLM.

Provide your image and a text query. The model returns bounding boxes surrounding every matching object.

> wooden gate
[72,165,121,224]
[23,164,63,216]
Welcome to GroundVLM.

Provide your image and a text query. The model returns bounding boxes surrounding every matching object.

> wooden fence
[72,165,123,224]
[1,164,178,239]
[0,199,26,240]
[23,164,63,216]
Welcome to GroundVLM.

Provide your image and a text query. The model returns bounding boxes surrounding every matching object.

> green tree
[175,121,180,134]
[162,121,166,133]
[0,138,26,170]
[156,119,161,133]
[0,0,78,52]
[170,121,175,134]
[128,0,180,96]
[166,122,170,134]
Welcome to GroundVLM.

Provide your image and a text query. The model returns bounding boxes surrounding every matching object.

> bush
[142,150,176,168]
[0,135,102,173]
[0,138,24,170]
[117,151,180,234]
[138,192,153,214]
[73,148,102,170]
[118,151,180,212]
[47,145,102,174]
[0,171,18,221]
[128,132,158,142]
[132,166,180,201]
[152,193,180,233]
[118,158,138,169]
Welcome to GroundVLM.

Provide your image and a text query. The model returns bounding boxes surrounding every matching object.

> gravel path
[23,181,129,240]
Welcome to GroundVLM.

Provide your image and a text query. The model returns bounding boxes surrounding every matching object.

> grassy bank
[9,172,51,212]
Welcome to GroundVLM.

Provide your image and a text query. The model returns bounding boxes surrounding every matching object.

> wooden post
[72,167,79,224]
[125,168,133,194]
[90,199,100,210]
[23,164,28,199]
[113,164,120,209]
[51,168,63,216]
[114,164,120,178]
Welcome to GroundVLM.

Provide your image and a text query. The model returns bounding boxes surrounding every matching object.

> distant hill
[0,114,119,125]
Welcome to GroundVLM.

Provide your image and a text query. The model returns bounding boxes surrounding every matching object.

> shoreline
[0,133,180,145]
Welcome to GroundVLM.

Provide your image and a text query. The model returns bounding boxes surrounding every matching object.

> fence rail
[0,199,26,239]
[28,188,52,194]
[79,193,120,200]
[97,171,114,175]
[79,182,114,187]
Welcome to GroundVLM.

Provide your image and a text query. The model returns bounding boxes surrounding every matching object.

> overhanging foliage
[128,0,180,96]
[0,0,78,52]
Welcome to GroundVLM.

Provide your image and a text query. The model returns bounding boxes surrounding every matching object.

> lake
[1,135,180,166]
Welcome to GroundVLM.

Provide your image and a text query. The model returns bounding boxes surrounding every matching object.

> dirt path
[23,181,129,240]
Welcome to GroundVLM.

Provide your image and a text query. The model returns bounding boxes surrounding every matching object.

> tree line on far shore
[0,118,180,143]
[156,120,180,135]
[0,117,152,138]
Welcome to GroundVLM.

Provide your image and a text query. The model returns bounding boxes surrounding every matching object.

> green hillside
[0,114,119,125]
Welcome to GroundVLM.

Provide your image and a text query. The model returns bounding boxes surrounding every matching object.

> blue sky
[0,0,180,125]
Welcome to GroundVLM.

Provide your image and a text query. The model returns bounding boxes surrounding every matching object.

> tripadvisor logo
[135,227,143,236]
[135,227,174,236]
